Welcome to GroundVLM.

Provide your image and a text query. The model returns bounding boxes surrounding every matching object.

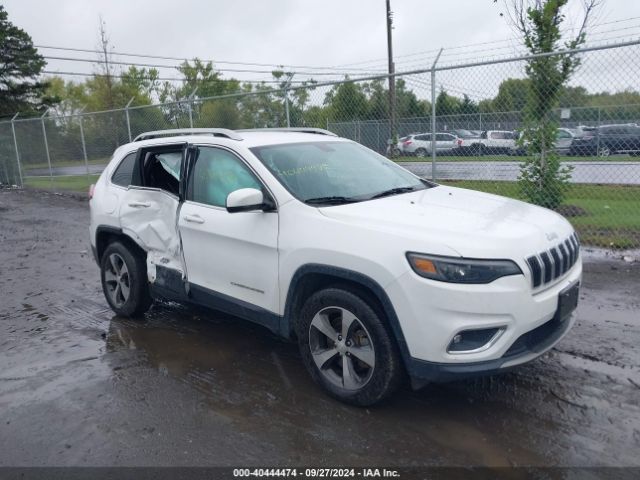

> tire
[415,148,427,158]
[296,287,403,406]
[473,144,484,156]
[100,241,153,317]
[598,146,611,157]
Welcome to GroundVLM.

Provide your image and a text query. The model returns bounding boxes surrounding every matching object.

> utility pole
[386,0,396,154]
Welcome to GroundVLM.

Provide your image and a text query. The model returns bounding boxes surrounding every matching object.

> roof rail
[133,128,243,142]
[238,127,337,137]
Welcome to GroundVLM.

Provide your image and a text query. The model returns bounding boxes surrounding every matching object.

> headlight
[406,252,523,284]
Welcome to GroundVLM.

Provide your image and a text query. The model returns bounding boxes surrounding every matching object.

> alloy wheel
[104,253,131,307]
[599,146,611,157]
[308,306,376,391]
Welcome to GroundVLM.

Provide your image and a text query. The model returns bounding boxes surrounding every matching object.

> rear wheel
[415,148,427,158]
[598,146,611,157]
[101,241,152,317]
[297,287,403,406]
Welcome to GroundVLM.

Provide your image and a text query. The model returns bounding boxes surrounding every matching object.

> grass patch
[24,175,100,193]
[441,180,640,249]
[21,175,640,249]
[23,157,109,170]
[394,154,635,163]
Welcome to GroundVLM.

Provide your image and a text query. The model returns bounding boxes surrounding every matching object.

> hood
[318,185,574,258]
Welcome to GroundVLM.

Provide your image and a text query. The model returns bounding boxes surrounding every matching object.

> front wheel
[101,241,153,317]
[297,288,403,406]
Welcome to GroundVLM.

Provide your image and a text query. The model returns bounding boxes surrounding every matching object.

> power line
[33,44,385,73]
[39,54,383,77]
[334,15,640,70]
[41,70,315,84]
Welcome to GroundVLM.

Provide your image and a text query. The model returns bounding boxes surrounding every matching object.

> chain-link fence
[1,40,639,249]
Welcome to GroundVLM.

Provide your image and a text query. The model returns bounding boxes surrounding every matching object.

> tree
[435,89,462,116]
[505,0,598,209]
[459,95,479,115]
[0,5,48,116]
[492,78,530,112]
[324,80,368,121]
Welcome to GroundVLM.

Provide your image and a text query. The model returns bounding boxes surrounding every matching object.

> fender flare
[282,263,412,368]
[94,225,146,264]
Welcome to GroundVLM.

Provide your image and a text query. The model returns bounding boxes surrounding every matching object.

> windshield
[250,141,430,204]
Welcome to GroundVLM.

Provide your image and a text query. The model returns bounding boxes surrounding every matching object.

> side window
[141,149,183,195]
[189,147,262,208]
[111,153,136,187]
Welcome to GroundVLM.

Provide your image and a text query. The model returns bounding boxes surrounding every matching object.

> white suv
[89,128,582,406]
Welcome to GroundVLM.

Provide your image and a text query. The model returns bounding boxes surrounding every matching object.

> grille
[526,233,580,288]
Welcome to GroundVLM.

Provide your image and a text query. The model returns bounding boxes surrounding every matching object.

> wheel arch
[95,225,147,265]
[283,264,412,366]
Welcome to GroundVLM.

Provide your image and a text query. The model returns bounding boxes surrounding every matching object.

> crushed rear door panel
[118,187,184,284]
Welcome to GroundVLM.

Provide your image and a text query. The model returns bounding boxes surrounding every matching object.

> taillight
[88,184,95,200]
[457,139,463,146]
[404,140,412,145]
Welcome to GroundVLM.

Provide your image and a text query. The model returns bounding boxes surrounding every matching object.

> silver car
[402,132,459,157]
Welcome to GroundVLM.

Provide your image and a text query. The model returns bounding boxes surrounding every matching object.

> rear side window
[111,153,136,187]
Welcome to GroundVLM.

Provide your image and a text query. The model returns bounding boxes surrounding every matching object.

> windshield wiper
[304,196,360,205]
[369,186,417,199]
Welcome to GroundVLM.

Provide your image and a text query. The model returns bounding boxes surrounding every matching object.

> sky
[3,0,640,98]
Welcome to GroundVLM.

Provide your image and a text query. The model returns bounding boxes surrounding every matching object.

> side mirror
[226,188,267,213]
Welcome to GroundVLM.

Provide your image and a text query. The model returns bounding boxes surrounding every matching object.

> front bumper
[385,258,582,382]
[407,309,575,383]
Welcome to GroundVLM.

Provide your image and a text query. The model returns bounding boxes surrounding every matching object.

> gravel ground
[0,188,638,467]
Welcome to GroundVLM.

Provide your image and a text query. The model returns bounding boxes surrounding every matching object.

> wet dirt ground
[0,188,639,467]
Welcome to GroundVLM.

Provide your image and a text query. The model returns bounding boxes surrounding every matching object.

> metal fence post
[125,97,134,142]
[40,109,53,186]
[10,113,23,187]
[284,87,291,128]
[188,87,198,129]
[596,107,601,154]
[78,109,90,180]
[431,48,443,181]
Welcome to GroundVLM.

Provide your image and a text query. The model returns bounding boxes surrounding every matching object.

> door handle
[183,214,204,224]
[128,201,151,208]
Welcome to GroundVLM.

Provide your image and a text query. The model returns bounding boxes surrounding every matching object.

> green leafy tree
[492,78,531,112]
[435,89,462,116]
[506,0,598,209]
[0,5,48,116]
[460,95,479,115]
[324,79,368,121]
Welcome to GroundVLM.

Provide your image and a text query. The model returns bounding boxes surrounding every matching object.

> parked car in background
[458,130,517,155]
[571,125,597,139]
[569,124,640,157]
[386,136,410,157]
[450,129,480,140]
[401,132,459,157]
[510,128,575,156]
